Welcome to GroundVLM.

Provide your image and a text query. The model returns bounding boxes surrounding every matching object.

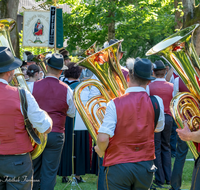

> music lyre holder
[63,118,82,190]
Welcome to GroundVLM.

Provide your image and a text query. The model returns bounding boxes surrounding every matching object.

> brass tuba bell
[0,18,47,160]
[146,24,200,159]
[73,40,128,143]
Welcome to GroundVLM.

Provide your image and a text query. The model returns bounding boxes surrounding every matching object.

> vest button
[135,147,139,151]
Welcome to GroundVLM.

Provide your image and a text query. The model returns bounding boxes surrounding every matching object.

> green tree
[0,0,20,57]
[57,0,175,63]
[174,0,200,55]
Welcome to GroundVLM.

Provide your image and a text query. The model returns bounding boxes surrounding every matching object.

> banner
[56,8,63,49]
[23,11,50,47]
[48,6,56,48]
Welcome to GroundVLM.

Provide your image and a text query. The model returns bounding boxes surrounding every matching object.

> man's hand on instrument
[176,121,191,141]
[94,145,104,158]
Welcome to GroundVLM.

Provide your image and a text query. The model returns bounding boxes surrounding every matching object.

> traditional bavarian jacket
[99,87,164,167]
[32,76,75,133]
[149,78,173,116]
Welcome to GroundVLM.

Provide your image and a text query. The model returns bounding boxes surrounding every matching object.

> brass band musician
[0,47,52,189]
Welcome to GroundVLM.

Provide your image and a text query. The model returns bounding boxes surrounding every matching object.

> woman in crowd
[26,64,40,89]
[58,62,91,183]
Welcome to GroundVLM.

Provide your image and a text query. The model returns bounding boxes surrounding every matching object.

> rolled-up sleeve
[98,100,117,138]
[66,87,76,118]
[23,90,52,133]
[154,95,165,132]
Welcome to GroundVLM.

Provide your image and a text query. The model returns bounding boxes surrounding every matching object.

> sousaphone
[146,24,200,159]
[73,40,128,143]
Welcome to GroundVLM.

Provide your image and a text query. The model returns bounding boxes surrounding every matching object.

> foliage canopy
[36,0,176,64]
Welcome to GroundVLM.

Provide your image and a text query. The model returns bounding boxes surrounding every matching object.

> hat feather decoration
[126,58,135,74]
[103,41,109,49]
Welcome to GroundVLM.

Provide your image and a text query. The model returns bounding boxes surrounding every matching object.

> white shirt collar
[125,86,146,94]
[45,76,59,80]
[0,78,8,85]
[153,78,166,82]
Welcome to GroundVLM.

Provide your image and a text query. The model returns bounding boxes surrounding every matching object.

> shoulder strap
[150,95,160,129]
[18,88,41,145]
[69,81,80,90]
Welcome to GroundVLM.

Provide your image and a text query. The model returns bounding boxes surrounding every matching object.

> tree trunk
[0,0,20,58]
[180,0,200,55]
[174,0,183,29]
[107,0,115,41]
[108,19,115,41]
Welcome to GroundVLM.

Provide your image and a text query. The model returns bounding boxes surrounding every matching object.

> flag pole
[54,0,57,53]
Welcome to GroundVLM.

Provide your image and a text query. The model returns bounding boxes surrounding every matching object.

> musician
[29,53,76,190]
[176,122,200,190]
[165,67,179,158]
[0,46,52,189]
[147,60,174,188]
[170,77,189,190]
[95,57,165,190]
[59,48,71,66]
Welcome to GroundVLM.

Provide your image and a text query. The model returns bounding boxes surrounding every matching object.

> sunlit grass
[55,150,195,190]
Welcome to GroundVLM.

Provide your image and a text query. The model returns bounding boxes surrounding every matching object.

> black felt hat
[109,39,125,53]
[47,53,68,70]
[153,60,166,70]
[0,46,22,73]
[134,57,155,80]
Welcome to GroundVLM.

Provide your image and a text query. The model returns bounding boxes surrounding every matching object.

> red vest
[173,72,179,79]
[0,83,33,155]
[149,80,173,116]
[179,78,189,93]
[103,92,155,167]
[32,77,69,133]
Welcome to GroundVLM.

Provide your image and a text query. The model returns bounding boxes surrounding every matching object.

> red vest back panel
[149,80,173,116]
[32,77,69,133]
[103,92,155,167]
[179,78,189,93]
[0,83,33,155]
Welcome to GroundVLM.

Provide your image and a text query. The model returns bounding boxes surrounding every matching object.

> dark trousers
[191,156,200,190]
[0,153,33,190]
[170,119,177,157]
[154,114,173,184]
[97,157,105,190]
[33,132,65,190]
[105,161,155,190]
[171,136,188,190]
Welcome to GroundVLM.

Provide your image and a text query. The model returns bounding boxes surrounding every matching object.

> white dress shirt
[29,76,76,118]
[173,77,179,97]
[98,86,165,137]
[0,79,52,133]
[88,74,101,99]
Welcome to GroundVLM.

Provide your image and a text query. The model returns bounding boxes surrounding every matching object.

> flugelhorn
[146,24,200,159]
[74,40,128,143]
[0,18,47,160]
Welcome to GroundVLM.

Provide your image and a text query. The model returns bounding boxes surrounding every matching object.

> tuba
[73,40,128,143]
[146,24,200,159]
[0,18,47,160]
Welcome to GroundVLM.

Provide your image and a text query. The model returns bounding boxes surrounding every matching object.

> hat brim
[135,72,156,80]
[48,63,68,70]
[0,57,22,73]
[153,68,166,71]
